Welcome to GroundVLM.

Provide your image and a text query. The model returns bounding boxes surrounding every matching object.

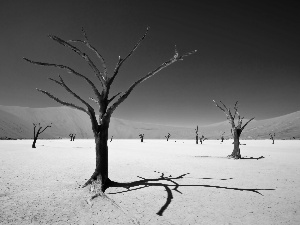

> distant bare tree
[69,133,76,141]
[139,134,144,142]
[213,100,254,159]
[220,132,225,143]
[269,133,275,144]
[199,135,207,144]
[195,126,199,144]
[165,133,171,141]
[24,27,196,192]
[32,123,51,148]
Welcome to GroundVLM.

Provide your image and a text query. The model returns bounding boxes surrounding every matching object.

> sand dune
[0,105,299,139]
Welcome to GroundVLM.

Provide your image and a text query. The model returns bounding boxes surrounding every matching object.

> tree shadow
[195,156,228,159]
[241,156,265,160]
[195,156,265,160]
[107,171,274,216]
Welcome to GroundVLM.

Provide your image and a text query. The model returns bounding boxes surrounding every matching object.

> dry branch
[106,48,197,116]
[69,27,108,79]
[49,35,105,87]
[36,88,88,113]
[108,27,150,87]
[23,58,102,101]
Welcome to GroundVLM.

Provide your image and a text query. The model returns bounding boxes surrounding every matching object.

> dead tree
[199,135,207,144]
[32,123,51,148]
[165,133,171,141]
[220,132,225,143]
[213,100,254,159]
[195,126,199,144]
[139,134,144,142]
[24,27,196,192]
[269,133,275,144]
[69,133,76,141]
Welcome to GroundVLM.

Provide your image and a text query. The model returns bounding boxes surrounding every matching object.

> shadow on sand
[195,156,265,160]
[107,171,274,216]
[241,156,265,160]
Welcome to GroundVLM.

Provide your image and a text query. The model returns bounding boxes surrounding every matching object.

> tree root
[85,175,140,225]
[227,154,241,159]
[82,173,98,188]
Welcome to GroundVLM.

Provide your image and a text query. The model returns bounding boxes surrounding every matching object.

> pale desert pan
[1,139,299,224]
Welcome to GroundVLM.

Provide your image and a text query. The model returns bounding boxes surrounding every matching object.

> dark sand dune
[0,105,299,139]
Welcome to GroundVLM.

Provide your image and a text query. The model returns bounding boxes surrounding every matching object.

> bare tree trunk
[230,128,241,159]
[195,126,199,144]
[85,117,110,192]
[32,137,37,148]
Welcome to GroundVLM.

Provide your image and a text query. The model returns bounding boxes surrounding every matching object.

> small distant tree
[32,123,52,148]
[199,135,207,144]
[220,132,225,143]
[69,133,76,141]
[269,133,275,144]
[165,133,171,141]
[24,27,196,192]
[213,100,254,159]
[139,134,144,142]
[195,126,199,144]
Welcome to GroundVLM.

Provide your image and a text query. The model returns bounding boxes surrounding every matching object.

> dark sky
[1,0,300,127]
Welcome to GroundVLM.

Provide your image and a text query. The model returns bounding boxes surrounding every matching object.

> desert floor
[0,139,299,224]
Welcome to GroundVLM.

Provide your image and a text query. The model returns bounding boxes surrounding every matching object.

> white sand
[1,139,299,224]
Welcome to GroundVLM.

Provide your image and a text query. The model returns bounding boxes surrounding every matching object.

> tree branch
[108,92,122,104]
[69,28,108,80]
[23,58,102,101]
[106,49,197,116]
[33,124,36,136]
[233,101,239,119]
[213,100,235,128]
[36,88,88,114]
[48,35,105,87]
[49,75,94,112]
[241,117,255,131]
[39,124,52,134]
[213,100,226,113]
[107,27,150,88]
